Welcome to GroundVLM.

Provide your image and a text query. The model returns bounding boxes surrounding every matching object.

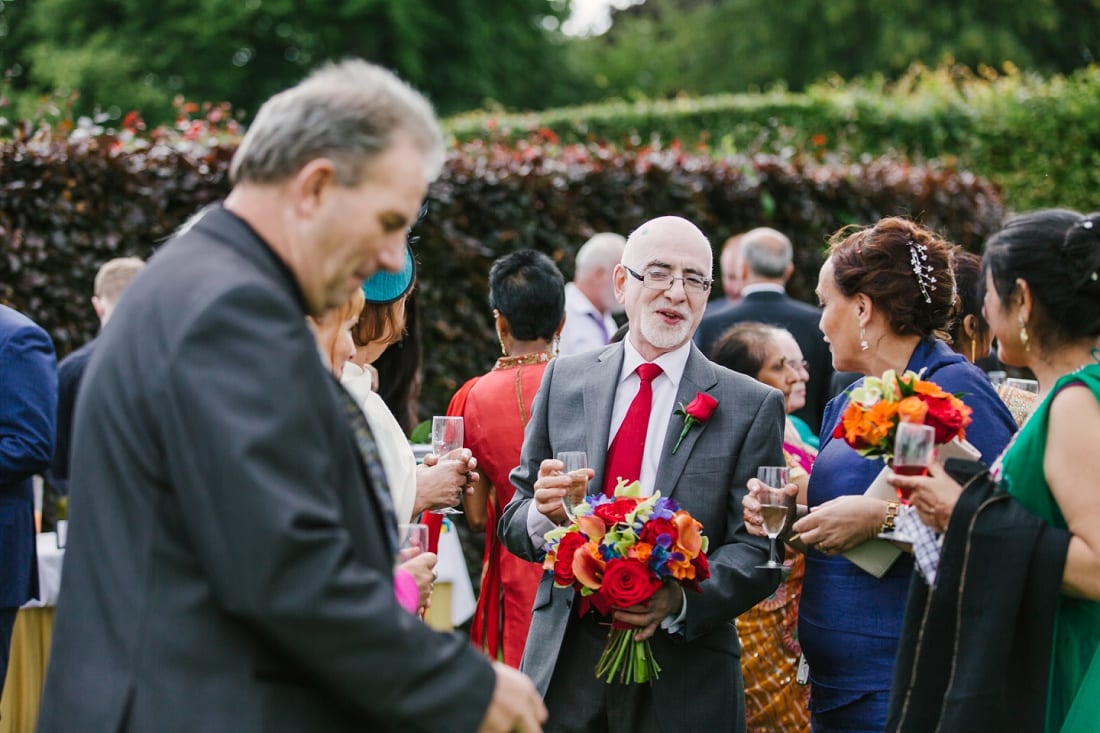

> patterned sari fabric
[736,430,816,733]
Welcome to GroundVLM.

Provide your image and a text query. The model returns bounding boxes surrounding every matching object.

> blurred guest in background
[744,217,1015,733]
[0,303,56,699]
[704,233,745,315]
[697,227,833,433]
[44,256,144,529]
[889,210,1100,732]
[450,249,565,668]
[711,322,812,733]
[557,233,624,356]
[947,250,993,365]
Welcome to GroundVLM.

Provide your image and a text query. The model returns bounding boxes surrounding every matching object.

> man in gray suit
[500,216,786,732]
[38,60,545,733]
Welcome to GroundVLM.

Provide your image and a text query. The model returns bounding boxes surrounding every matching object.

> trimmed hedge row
[0,133,1003,420]
[446,64,1100,215]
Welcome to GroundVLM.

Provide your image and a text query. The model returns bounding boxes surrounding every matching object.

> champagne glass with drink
[557,451,589,521]
[430,416,465,515]
[879,421,935,541]
[753,466,793,570]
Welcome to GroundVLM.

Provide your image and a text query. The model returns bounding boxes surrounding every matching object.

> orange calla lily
[572,540,606,590]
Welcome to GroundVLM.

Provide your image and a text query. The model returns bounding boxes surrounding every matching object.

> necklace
[492,351,552,428]
[493,352,552,370]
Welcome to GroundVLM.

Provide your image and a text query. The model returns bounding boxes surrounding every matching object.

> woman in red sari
[449,249,565,667]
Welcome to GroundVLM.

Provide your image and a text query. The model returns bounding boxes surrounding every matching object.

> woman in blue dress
[746,217,1016,732]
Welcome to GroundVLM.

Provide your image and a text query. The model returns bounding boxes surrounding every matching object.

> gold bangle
[881,500,900,533]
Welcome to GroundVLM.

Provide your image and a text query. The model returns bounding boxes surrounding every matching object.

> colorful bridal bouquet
[543,480,710,684]
[835,369,973,459]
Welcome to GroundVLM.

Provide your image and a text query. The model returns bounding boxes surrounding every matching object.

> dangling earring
[859,325,869,351]
[552,335,560,358]
[498,333,508,356]
[970,338,976,363]
[1018,315,1030,352]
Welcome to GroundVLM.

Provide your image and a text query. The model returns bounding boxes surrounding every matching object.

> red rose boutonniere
[671,392,718,454]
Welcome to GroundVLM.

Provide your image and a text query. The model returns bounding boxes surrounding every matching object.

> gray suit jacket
[38,206,494,733]
[499,342,786,731]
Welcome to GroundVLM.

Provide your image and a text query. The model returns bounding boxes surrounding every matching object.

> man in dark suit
[0,304,56,698]
[695,227,833,432]
[43,256,144,528]
[500,216,786,732]
[38,60,545,733]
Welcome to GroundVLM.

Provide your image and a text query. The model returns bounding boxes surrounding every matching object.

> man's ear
[290,158,338,216]
[612,264,628,304]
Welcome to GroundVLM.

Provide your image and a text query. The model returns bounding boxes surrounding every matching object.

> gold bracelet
[881,500,900,533]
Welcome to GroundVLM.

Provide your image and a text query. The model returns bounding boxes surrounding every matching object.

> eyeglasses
[624,266,712,293]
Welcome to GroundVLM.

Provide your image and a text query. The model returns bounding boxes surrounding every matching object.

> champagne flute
[753,466,792,570]
[557,451,589,521]
[890,422,936,504]
[397,523,429,560]
[430,416,465,515]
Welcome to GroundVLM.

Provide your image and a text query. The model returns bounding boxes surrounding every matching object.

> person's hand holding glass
[429,416,466,514]
[747,466,795,570]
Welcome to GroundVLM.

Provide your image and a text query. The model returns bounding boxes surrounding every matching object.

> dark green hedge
[0,133,1003,420]
[446,64,1100,215]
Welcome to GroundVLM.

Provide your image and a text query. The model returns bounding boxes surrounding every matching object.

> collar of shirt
[565,282,602,317]
[739,282,786,297]
[609,339,692,494]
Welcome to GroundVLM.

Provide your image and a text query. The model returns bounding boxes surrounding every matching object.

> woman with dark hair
[948,250,993,364]
[712,321,812,733]
[889,210,1100,732]
[449,249,565,667]
[744,217,1016,732]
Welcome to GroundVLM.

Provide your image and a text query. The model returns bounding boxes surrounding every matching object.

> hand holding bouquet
[542,479,710,684]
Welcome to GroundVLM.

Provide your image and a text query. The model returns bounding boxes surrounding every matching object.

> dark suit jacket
[696,289,832,433]
[0,305,55,610]
[38,206,495,733]
[500,342,786,731]
[44,336,95,497]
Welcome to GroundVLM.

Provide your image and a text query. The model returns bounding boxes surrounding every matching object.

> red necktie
[603,362,663,495]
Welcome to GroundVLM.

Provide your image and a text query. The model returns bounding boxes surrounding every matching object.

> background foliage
[447,64,1100,214]
[0,126,1002,417]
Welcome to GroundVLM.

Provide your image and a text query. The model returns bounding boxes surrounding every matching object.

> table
[0,532,64,733]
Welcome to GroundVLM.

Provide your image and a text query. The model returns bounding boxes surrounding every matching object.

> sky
[563,0,640,36]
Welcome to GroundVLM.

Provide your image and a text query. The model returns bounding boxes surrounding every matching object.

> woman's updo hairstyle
[984,209,1100,350]
[827,217,956,339]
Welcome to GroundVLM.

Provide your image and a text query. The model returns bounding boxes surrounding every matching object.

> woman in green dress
[890,209,1100,732]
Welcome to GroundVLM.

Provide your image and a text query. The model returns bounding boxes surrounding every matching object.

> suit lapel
[584,343,625,495]
[656,346,719,499]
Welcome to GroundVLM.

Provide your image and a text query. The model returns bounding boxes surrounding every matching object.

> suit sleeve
[499,358,557,563]
[159,284,494,732]
[0,322,57,487]
[683,388,787,641]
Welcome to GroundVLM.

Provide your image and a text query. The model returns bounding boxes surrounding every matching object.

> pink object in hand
[393,567,421,614]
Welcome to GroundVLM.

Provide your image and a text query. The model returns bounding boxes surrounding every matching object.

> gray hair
[230,59,445,186]
[94,257,145,305]
[740,227,793,279]
[575,232,626,275]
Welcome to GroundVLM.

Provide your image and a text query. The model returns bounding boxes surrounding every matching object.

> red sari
[450,354,549,667]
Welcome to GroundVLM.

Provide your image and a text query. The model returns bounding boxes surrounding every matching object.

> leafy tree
[568,0,1100,99]
[8,0,575,122]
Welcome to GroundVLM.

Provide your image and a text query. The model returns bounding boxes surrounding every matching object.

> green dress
[996,363,1100,733]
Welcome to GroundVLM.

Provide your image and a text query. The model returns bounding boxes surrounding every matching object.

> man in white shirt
[500,216,785,733]
[557,232,625,355]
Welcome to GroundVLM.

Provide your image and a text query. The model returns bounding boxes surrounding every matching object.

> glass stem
[769,537,777,566]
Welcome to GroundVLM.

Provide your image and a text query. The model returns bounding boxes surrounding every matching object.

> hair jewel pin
[907,239,937,303]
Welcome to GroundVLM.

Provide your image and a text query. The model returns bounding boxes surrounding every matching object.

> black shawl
[887,459,1070,733]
